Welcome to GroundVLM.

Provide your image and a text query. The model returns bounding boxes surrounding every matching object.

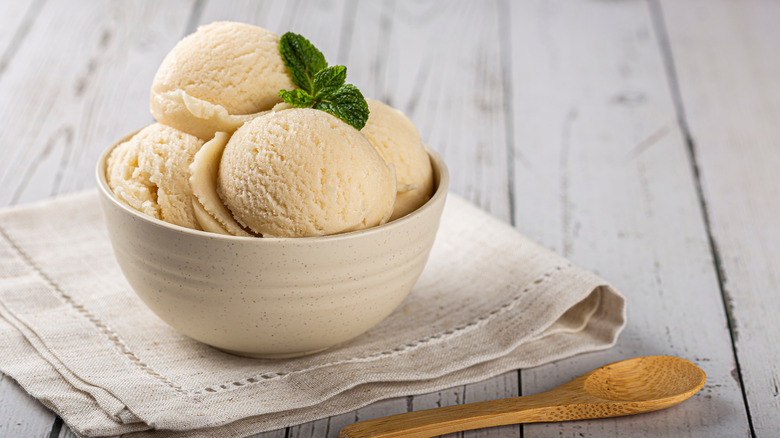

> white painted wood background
[0,0,777,436]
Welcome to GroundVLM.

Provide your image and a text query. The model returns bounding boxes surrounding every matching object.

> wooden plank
[0,1,769,437]
[0,0,34,42]
[411,386,464,438]
[410,375,521,438]
[0,374,56,438]
[316,1,516,436]
[346,0,512,223]
[505,0,750,436]
[0,0,195,208]
[0,1,195,437]
[461,374,521,437]
[58,423,77,438]
[197,0,347,59]
[0,2,59,437]
[657,0,780,435]
[286,416,329,438]
[0,2,69,436]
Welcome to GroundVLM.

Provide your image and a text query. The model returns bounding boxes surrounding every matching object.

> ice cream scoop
[150,22,294,140]
[362,98,434,220]
[217,108,396,237]
[189,132,253,236]
[106,123,204,230]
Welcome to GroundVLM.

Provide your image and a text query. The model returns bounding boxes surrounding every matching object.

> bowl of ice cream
[96,122,448,359]
[95,21,448,358]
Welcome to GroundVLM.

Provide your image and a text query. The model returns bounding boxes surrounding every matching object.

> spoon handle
[338,390,587,438]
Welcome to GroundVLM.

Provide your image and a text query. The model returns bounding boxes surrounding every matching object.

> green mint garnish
[278,32,369,130]
[278,88,315,107]
[312,84,369,131]
[311,66,347,99]
[279,33,327,94]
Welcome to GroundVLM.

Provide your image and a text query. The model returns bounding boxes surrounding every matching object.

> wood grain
[504,0,750,436]
[405,374,523,438]
[0,374,56,438]
[0,1,195,436]
[348,0,513,223]
[0,0,40,77]
[658,0,780,435]
[0,3,59,436]
[0,0,774,436]
[0,0,195,207]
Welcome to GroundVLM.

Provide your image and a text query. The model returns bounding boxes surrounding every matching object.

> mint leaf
[277,33,370,130]
[279,33,327,93]
[313,84,370,130]
[312,66,347,99]
[278,89,315,107]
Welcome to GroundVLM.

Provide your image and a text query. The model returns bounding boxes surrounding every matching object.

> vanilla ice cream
[151,22,294,140]
[189,132,253,236]
[106,123,204,229]
[362,98,434,220]
[217,108,396,237]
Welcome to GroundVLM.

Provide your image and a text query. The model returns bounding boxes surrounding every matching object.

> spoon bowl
[583,355,705,402]
[339,356,706,438]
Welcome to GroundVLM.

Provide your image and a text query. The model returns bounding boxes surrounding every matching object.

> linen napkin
[0,190,625,437]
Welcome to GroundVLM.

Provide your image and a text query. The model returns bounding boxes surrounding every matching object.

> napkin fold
[0,191,625,437]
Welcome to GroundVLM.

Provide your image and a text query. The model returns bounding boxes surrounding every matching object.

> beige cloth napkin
[0,191,625,437]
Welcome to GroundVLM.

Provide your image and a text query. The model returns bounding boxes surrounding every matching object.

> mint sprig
[278,89,314,107]
[312,66,346,99]
[278,33,369,130]
[313,85,369,130]
[279,33,327,94]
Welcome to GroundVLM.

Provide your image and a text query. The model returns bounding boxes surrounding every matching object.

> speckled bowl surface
[96,137,449,358]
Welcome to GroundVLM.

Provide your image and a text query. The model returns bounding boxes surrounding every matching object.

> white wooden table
[0,1,777,436]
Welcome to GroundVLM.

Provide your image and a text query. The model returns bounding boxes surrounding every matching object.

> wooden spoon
[339,355,706,438]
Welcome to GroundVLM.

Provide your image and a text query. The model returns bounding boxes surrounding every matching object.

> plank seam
[647,0,756,436]
[497,1,523,436]
[47,416,63,438]
[498,0,517,230]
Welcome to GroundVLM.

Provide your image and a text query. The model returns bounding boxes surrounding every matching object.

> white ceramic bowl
[96,138,449,358]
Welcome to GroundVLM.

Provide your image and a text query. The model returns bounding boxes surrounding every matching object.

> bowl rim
[96,130,450,244]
